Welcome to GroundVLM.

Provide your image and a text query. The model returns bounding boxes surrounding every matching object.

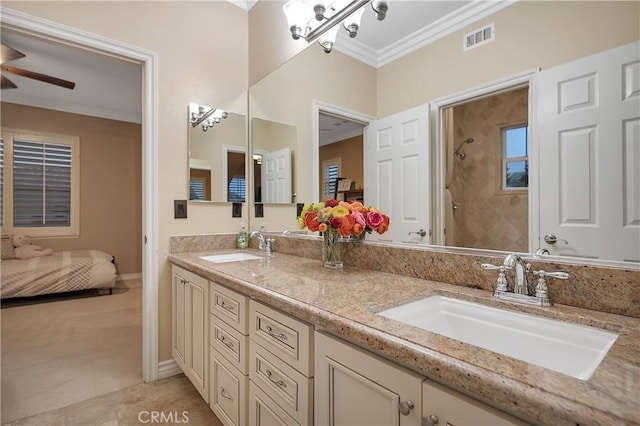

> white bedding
[1,250,116,299]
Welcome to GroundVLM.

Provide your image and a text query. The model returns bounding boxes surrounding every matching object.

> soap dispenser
[237,224,248,249]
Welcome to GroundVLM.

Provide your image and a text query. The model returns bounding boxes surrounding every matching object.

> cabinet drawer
[211,281,248,334]
[249,300,313,376]
[210,314,249,375]
[210,352,248,426]
[250,341,313,425]
[248,380,300,426]
[422,379,528,426]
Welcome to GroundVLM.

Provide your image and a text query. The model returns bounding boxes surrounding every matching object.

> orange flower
[339,214,355,236]
[304,211,320,232]
[318,222,328,233]
[352,222,364,236]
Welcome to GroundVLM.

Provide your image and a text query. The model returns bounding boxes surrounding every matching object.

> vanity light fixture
[189,103,228,132]
[283,0,389,54]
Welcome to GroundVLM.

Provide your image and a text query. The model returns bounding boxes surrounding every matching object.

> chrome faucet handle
[481,263,511,292]
[531,270,569,300]
[264,238,275,255]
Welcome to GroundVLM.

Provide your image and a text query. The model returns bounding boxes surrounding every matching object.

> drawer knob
[220,387,234,401]
[399,400,414,416]
[265,325,288,341]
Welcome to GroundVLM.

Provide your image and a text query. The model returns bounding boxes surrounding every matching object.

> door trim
[1,8,160,382]
[312,100,374,202]
[429,69,539,250]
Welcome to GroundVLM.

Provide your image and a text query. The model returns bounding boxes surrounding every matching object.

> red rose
[325,199,339,207]
[329,216,342,230]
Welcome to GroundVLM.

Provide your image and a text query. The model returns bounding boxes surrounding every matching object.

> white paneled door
[537,41,640,262]
[365,104,430,244]
[261,147,291,204]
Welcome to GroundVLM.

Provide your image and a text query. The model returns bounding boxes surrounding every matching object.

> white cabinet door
[315,332,424,426]
[186,275,208,401]
[537,41,640,262]
[365,103,430,244]
[172,270,186,370]
[172,265,209,402]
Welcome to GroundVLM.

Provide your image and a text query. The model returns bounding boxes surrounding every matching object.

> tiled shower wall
[448,87,529,252]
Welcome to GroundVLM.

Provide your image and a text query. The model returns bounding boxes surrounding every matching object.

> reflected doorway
[444,86,529,252]
[318,112,366,202]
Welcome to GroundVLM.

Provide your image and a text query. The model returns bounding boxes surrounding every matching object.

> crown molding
[226,0,257,11]
[334,0,516,68]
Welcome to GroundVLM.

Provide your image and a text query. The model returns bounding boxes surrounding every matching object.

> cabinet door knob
[425,414,439,424]
[399,400,414,416]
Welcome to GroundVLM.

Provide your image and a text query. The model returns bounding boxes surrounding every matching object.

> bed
[1,239,116,299]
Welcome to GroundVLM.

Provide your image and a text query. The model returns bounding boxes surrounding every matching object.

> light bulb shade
[372,0,389,21]
[318,23,339,53]
[313,0,329,20]
[283,0,313,39]
[343,6,364,38]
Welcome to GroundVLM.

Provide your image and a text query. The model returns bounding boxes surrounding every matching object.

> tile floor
[5,375,222,426]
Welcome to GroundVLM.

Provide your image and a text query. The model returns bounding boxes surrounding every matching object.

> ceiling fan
[1,43,75,90]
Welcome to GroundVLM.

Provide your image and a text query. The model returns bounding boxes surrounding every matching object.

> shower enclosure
[444,87,529,253]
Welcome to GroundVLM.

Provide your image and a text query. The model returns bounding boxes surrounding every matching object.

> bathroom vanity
[168,244,640,425]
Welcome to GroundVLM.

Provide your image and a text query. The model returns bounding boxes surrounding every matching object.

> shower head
[454,138,474,160]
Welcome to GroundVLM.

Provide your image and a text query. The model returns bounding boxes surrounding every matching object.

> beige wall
[249,0,306,86]
[3,1,249,362]
[377,1,640,116]
[448,88,529,252]
[1,102,142,275]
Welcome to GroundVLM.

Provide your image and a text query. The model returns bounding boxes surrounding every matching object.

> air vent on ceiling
[464,23,495,51]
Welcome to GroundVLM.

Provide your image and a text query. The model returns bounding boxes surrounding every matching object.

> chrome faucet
[502,253,530,295]
[481,253,569,307]
[250,230,274,255]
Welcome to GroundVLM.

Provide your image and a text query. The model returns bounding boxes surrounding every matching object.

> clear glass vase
[322,231,343,268]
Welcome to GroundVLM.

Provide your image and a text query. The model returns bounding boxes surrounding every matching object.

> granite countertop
[168,249,640,425]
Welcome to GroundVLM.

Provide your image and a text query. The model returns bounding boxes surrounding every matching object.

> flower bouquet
[297,199,390,268]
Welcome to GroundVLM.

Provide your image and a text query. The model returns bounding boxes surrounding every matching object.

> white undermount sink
[199,253,262,263]
[378,295,618,380]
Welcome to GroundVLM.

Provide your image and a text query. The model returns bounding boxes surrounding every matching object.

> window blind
[228,177,246,202]
[13,140,72,227]
[189,180,205,201]
[323,164,340,198]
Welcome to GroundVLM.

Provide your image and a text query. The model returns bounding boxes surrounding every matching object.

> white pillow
[1,238,16,260]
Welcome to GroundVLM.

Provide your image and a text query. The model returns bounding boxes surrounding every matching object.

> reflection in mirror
[188,104,246,203]
[444,87,529,253]
[319,112,365,202]
[248,1,639,265]
[251,118,296,204]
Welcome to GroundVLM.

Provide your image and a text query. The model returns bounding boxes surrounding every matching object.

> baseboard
[116,272,142,282]
[158,359,183,380]
[115,273,142,289]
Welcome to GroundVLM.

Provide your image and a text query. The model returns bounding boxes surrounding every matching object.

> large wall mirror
[248,1,639,266]
[188,104,247,203]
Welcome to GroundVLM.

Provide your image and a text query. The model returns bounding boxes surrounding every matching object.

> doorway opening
[443,86,529,252]
[431,70,537,253]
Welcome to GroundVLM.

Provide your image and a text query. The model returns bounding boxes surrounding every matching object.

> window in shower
[502,124,529,189]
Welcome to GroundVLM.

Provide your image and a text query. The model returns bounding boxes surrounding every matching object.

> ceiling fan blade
[1,73,18,89]
[1,65,75,90]
[0,44,26,64]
